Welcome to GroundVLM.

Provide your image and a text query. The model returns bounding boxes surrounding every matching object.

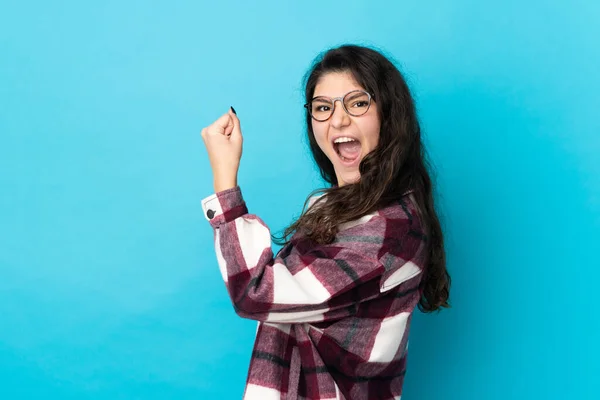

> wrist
[213,176,237,193]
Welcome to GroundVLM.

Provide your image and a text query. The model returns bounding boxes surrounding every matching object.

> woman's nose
[330,100,350,128]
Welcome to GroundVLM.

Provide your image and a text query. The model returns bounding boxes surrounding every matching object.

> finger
[228,108,242,139]
[210,113,233,134]
[224,114,234,137]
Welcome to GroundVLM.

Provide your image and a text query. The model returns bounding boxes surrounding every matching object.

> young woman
[200,44,450,400]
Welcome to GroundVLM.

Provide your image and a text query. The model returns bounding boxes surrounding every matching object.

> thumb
[229,107,243,139]
[213,112,233,135]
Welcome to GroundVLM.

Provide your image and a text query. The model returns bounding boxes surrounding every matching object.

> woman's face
[311,71,381,187]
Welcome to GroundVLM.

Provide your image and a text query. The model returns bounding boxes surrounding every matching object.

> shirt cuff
[201,186,248,227]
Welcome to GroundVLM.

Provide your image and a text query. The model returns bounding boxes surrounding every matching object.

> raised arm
[202,187,426,324]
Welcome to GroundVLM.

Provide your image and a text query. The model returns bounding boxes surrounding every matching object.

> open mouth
[333,137,362,164]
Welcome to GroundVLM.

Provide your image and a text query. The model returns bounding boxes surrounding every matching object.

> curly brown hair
[275,44,450,312]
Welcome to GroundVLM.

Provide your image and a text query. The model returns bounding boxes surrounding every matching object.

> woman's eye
[316,105,331,112]
[351,101,368,108]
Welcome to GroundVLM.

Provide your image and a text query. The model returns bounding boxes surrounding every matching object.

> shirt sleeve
[201,186,427,324]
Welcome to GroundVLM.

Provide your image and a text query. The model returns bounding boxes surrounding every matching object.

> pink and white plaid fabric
[201,186,428,399]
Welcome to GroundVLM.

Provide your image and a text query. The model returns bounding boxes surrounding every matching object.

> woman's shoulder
[377,190,421,222]
[334,191,421,237]
[306,192,326,209]
[301,188,422,236]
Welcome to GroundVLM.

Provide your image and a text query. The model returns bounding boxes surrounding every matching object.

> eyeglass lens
[309,90,371,121]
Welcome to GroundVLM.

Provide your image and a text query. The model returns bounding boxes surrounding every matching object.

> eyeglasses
[304,90,374,122]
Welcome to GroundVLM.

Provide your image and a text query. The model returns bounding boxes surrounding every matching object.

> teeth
[333,137,356,144]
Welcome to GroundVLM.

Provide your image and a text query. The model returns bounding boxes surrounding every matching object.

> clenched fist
[201,108,243,193]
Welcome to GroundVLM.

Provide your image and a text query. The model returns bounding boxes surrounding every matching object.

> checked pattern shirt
[201,186,428,399]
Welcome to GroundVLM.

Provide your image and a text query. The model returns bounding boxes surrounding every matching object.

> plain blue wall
[1,1,598,399]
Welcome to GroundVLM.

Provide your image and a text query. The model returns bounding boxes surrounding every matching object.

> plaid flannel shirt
[201,186,428,400]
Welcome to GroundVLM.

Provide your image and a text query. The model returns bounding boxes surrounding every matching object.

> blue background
[1,1,598,399]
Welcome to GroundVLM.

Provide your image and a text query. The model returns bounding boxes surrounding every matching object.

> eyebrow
[312,90,366,101]
[311,96,333,102]
[345,92,364,100]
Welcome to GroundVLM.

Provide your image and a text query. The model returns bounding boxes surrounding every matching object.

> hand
[201,108,243,193]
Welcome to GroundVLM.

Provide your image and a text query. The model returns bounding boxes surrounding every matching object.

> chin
[337,171,361,187]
